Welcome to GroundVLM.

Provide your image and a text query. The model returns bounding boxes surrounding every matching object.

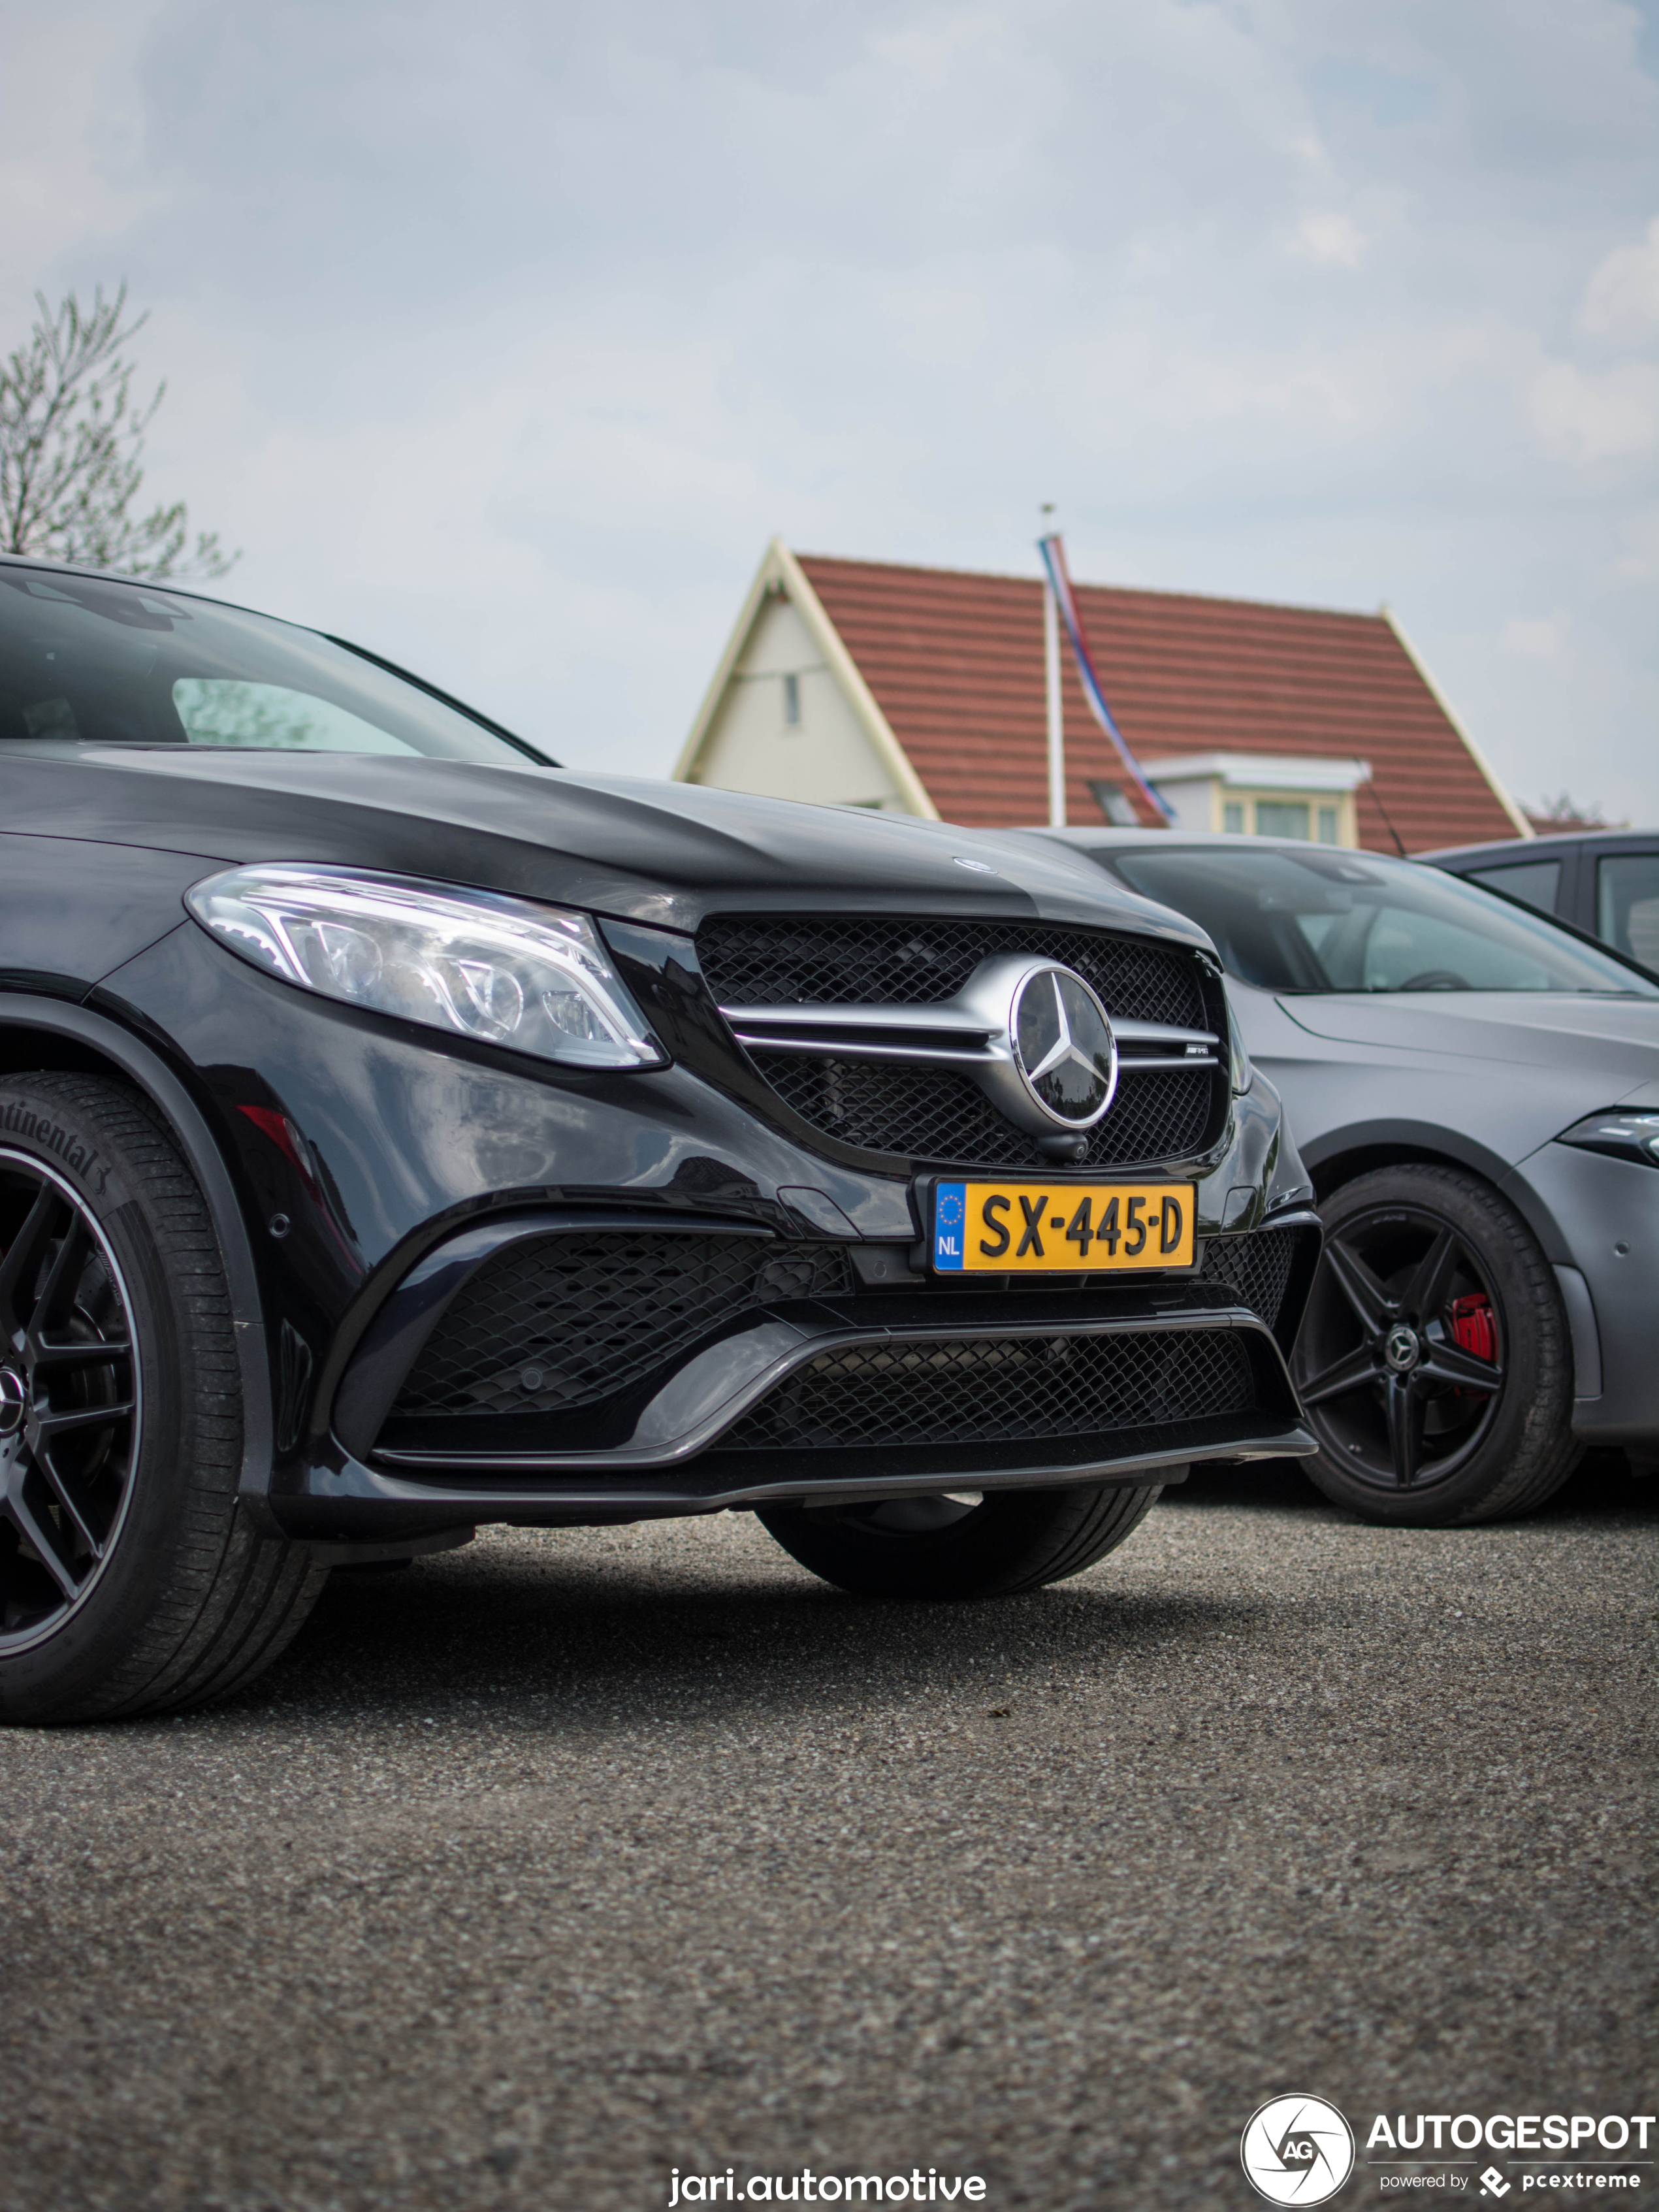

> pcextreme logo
[1241,2096,1357,2205]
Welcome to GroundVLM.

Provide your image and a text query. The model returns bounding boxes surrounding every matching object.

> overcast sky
[5,0,1657,823]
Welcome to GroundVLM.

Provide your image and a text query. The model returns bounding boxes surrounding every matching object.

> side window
[171,679,417,754]
[1464,858,1562,918]
[1597,854,1659,973]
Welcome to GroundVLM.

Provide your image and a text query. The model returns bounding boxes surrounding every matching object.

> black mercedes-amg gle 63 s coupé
[0,557,1319,1721]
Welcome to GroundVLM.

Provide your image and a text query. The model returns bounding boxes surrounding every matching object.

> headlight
[185,866,667,1071]
[1225,989,1253,1095]
[1556,1109,1659,1168]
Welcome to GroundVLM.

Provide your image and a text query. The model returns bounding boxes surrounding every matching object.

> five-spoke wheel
[1294,1163,1581,1525]
[0,1158,141,1649]
[0,1073,324,1724]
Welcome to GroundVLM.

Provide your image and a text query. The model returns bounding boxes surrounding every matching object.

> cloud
[1500,613,1568,659]
[1,0,1655,822]
[1285,211,1366,267]
[0,5,171,321]
[1579,214,1659,340]
[1611,508,1659,583]
[1527,358,1659,465]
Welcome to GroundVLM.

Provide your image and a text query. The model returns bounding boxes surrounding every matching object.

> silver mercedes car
[1010,829,1659,1527]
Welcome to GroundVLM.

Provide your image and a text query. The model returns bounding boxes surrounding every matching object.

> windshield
[0,565,547,766]
[1107,845,1657,997]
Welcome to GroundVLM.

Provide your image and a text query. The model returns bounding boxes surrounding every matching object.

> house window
[782,673,800,727]
[1088,778,1138,827]
[1148,771,1357,845]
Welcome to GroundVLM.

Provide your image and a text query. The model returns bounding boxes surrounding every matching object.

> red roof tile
[796,553,1521,853]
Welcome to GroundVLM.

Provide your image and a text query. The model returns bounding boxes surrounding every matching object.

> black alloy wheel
[0,1156,141,1648]
[1293,1163,1580,1525]
[0,1073,325,1724]
[756,1480,1164,1598]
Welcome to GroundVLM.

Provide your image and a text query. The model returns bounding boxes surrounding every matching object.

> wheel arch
[0,994,274,1512]
[1300,1120,1572,1265]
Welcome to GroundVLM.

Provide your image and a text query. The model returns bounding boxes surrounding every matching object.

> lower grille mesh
[393,1232,856,1418]
[722,1327,1253,1451]
[750,1053,1215,1169]
[1198,1226,1304,1336]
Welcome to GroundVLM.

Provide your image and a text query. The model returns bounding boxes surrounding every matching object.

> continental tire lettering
[0,1101,108,1195]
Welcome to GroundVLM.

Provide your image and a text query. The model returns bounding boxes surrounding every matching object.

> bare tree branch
[0,284,239,581]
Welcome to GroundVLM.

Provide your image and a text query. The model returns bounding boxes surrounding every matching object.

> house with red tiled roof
[673,541,1531,854]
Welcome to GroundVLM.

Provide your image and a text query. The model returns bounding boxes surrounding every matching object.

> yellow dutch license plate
[931,1179,1196,1274]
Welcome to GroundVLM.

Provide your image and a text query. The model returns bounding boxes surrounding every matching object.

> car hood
[1240,988,1659,1170]
[1276,990,1659,1090]
[2,747,1206,944]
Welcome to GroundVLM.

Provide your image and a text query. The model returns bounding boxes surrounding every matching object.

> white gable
[674,539,938,818]
[688,593,901,809]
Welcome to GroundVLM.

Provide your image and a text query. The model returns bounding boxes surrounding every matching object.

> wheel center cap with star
[1383,1323,1422,1373]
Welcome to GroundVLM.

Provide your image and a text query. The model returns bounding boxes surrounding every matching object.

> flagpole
[1041,504,1065,826]
[1037,527,1176,828]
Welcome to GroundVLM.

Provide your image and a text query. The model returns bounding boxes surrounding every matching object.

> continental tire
[0,1073,325,1724]
[756,1480,1165,1599]
[1293,1163,1581,1527]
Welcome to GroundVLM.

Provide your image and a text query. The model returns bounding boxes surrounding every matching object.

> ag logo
[1240,2095,1356,2204]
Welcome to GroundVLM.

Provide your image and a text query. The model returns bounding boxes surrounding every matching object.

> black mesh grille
[393,1232,856,1419]
[699,915,1207,1028]
[724,1328,1253,1451]
[750,1053,1214,1169]
[1199,1228,1302,1334]
[701,915,1219,1168]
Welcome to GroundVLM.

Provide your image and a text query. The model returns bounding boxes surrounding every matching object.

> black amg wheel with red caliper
[1293,1163,1580,1525]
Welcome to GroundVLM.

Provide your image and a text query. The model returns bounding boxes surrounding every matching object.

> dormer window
[1142,753,1370,846]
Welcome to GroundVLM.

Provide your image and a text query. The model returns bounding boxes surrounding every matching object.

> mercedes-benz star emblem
[1010,965,1118,1129]
[1383,1323,1421,1373]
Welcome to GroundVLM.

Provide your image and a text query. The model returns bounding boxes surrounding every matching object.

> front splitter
[269,1411,1315,1540]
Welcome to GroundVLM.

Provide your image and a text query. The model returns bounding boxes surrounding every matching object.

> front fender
[0,990,276,1520]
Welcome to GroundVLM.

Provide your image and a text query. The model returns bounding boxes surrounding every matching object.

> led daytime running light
[185,866,666,1071]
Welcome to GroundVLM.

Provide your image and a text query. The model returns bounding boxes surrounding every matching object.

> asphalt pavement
[2,1457,1654,2212]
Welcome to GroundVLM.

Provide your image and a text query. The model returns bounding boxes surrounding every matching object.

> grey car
[1420,828,1659,978]
[1009,829,1659,1526]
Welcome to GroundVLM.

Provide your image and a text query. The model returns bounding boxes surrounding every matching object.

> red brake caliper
[1448,1292,1497,1393]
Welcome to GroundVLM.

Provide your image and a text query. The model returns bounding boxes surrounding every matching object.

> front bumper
[1505,1139,1659,1447]
[274,1211,1321,1541]
[95,921,1321,1542]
